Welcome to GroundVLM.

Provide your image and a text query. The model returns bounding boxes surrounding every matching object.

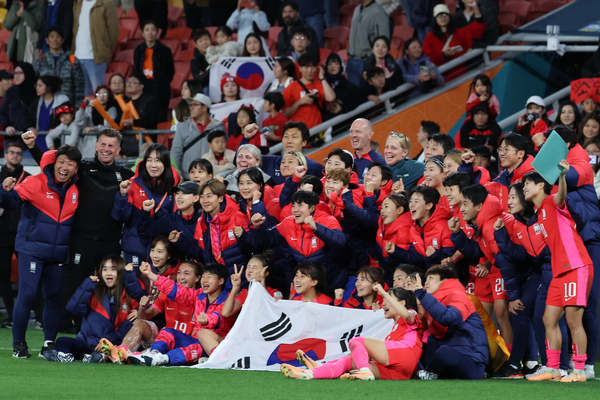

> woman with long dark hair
[112,143,180,267]
[0,62,37,138]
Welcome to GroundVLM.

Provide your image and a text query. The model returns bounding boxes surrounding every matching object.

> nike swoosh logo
[290,238,298,240]
[89,169,98,172]
[166,307,175,310]
[46,192,53,195]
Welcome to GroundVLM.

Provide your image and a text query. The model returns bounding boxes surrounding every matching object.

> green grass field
[1,323,599,400]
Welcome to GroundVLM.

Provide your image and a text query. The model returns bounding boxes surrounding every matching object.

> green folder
[532,130,569,184]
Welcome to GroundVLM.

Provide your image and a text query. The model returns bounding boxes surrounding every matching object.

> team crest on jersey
[533,224,540,233]
[116,172,122,182]
[72,193,77,203]
[432,238,438,249]
[228,230,235,240]
[312,237,317,248]
[121,304,128,312]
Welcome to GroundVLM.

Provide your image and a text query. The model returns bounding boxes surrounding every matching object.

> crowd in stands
[1,0,598,385]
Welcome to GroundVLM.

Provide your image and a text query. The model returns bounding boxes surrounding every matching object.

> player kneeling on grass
[222,251,283,318]
[522,165,593,383]
[44,256,137,363]
[127,262,235,366]
[100,261,202,364]
[281,285,422,381]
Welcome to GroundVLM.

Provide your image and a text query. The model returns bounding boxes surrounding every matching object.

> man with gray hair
[349,118,386,182]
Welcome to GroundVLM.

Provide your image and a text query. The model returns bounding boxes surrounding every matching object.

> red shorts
[472,265,507,303]
[374,346,421,380]
[547,265,593,308]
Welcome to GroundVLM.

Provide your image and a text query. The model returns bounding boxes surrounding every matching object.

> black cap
[172,181,200,195]
[471,103,490,115]
[0,69,14,80]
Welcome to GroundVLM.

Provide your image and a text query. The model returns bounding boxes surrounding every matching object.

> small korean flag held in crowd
[209,57,276,103]
[193,284,393,371]
[210,97,269,127]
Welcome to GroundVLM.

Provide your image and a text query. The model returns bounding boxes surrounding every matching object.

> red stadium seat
[107,61,132,78]
[392,12,408,28]
[265,37,276,55]
[0,61,13,72]
[324,26,350,52]
[0,29,11,46]
[169,96,181,109]
[268,26,283,43]
[392,24,415,42]
[119,18,139,39]
[165,27,192,50]
[176,48,195,62]
[170,72,186,98]
[168,6,183,29]
[174,60,191,78]
[115,7,123,18]
[499,1,531,24]
[162,38,182,58]
[319,48,332,63]
[444,0,458,14]
[530,0,565,11]
[497,12,519,27]
[125,8,138,19]
[388,48,400,60]
[0,50,8,61]
[115,49,134,65]
[338,4,358,28]
[125,38,144,51]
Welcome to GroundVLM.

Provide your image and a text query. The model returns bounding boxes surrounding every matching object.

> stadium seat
[206,26,218,45]
[497,12,520,27]
[392,24,415,42]
[530,0,565,11]
[0,61,13,72]
[0,52,8,61]
[0,42,6,53]
[115,7,123,18]
[324,27,350,52]
[116,28,130,52]
[107,61,132,78]
[156,123,174,149]
[338,48,348,65]
[0,29,11,46]
[499,1,530,24]
[388,48,399,60]
[125,38,144,50]
[338,4,358,27]
[168,6,183,29]
[170,72,186,98]
[390,36,404,53]
[265,37,277,56]
[125,8,137,19]
[165,27,192,50]
[169,96,182,109]
[162,38,182,58]
[119,18,139,39]
[444,0,458,14]
[174,60,191,79]
[392,12,408,28]
[320,48,332,62]
[176,48,195,61]
[115,49,134,65]
[268,26,283,44]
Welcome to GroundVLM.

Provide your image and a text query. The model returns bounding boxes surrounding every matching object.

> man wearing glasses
[276,1,319,58]
[288,27,317,61]
[171,93,224,180]
[0,142,29,329]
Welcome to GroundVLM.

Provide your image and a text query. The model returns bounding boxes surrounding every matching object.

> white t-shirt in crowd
[74,0,97,61]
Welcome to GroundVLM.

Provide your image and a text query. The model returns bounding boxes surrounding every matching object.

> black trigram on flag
[265,57,275,71]
[220,58,236,69]
[339,325,363,352]
[231,356,251,369]
[260,312,292,341]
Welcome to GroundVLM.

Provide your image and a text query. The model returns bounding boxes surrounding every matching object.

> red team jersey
[151,293,196,336]
[236,286,283,304]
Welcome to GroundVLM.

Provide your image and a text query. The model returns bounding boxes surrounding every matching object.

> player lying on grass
[280,284,422,380]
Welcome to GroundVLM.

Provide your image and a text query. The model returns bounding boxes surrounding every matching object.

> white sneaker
[559,369,568,378]
[127,354,147,365]
[525,365,551,379]
[584,365,595,380]
[324,127,333,143]
[198,357,209,364]
[144,352,169,367]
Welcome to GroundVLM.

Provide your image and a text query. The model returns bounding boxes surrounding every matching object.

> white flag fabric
[209,57,276,103]
[209,97,269,127]
[193,284,394,371]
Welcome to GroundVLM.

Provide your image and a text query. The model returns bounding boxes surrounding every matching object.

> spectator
[220,74,241,103]
[283,53,335,129]
[398,38,444,100]
[0,63,37,137]
[324,0,338,29]
[553,100,582,135]
[0,142,30,329]
[359,67,387,104]
[109,0,134,13]
[171,93,225,180]
[190,28,211,91]
[37,0,74,54]
[183,0,212,30]
[277,1,319,59]
[266,57,296,93]
[458,104,501,151]
[408,0,437,43]
[452,0,498,49]
[384,131,425,189]
[581,36,600,78]
[297,0,325,48]
[262,92,289,145]
[288,26,317,61]
[580,96,599,118]
[132,20,175,122]
[350,118,386,182]
[33,26,85,108]
[323,53,359,119]
[134,0,168,37]
[513,95,550,154]
[202,130,236,175]
[0,69,13,134]
[465,73,499,120]
[578,113,600,147]
[223,144,275,198]
[26,76,70,151]
[584,137,600,199]
[226,0,270,47]
[108,73,128,101]
[171,79,203,131]
[5,0,44,63]
[423,4,485,78]
[413,120,441,162]
[44,105,78,152]
[347,0,389,87]
[206,26,244,65]
[120,72,160,157]
[242,32,268,57]
[73,0,119,96]
[228,105,266,150]
[363,35,404,91]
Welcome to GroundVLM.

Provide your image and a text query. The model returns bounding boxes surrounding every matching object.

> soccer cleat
[340,369,375,381]
[43,349,74,363]
[83,351,107,363]
[117,345,132,364]
[490,363,523,379]
[525,366,561,381]
[39,341,56,358]
[143,351,170,367]
[560,370,587,382]
[13,342,31,359]
[99,338,121,364]
[584,365,595,380]
[127,354,147,365]
[281,363,313,380]
[417,370,438,380]
[1,318,12,328]
[296,350,320,370]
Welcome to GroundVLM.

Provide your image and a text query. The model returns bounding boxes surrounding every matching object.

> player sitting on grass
[281,284,422,380]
